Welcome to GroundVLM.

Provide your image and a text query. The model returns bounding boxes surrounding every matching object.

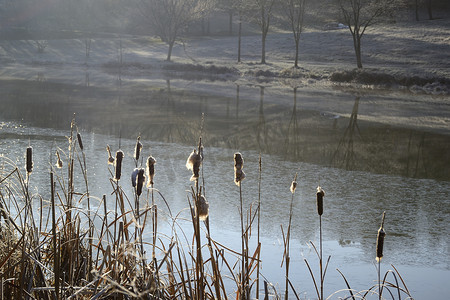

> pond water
[0,71,449,299]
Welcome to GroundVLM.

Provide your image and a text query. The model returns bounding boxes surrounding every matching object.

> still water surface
[0,75,449,299]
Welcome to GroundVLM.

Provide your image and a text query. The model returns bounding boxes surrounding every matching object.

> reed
[0,119,415,300]
[304,185,331,300]
[376,211,386,300]
[281,173,298,300]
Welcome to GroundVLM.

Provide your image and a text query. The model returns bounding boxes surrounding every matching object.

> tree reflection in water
[284,87,301,159]
[331,96,361,170]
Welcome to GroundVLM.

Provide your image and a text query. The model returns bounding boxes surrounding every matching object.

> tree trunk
[353,33,363,68]
[427,0,433,20]
[238,15,242,63]
[261,32,267,64]
[229,11,233,35]
[294,37,299,68]
[167,41,174,61]
[415,0,419,21]
[355,41,362,68]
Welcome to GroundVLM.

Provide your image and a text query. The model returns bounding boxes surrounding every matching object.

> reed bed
[0,118,413,299]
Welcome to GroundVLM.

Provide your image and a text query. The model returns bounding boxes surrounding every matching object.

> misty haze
[0,0,449,299]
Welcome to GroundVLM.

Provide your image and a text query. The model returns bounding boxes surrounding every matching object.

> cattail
[290,173,298,194]
[26,146,33,174]
[77,132,84,151]
[146,156,156,187]
[134,136,142,161]
[186,149,202,181]
[234,152,244,170]
[234,152,245,186]
[316,186,324,216]
[55,150,63,169]
[136,168,145,196]
[131,168,139,187]
[106,145,114,165]
[234,169,246,186]
[114,150,124,181]
[198,194,209,221]
[376,212,386,262]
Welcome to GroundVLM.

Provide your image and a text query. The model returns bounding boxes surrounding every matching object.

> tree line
[0,0,448,68]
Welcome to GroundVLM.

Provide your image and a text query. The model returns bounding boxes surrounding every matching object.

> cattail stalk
[234,152,248,299]
[284,173,298,300]
[377,211,386,300]
[316,186,325,300]
[146,155,157,260]
[256,155,262,300]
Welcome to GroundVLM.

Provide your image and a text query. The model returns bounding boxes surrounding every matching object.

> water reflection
[0,79,448,181]
[331,96,360,170]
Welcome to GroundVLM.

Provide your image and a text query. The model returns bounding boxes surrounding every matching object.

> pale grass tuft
[186,149,202,181]
[198,195,209,221]
[290,173,298,194]
[55,150,63,169]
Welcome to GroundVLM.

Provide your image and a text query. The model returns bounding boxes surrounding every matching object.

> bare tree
[338,0,395,68]
[139,0,214,61]
[232,0,246,62]
[248,0,276,64]
[282,0,306,68]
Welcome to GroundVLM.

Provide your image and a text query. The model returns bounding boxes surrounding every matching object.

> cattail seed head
[376,227,385,262]
[376,211,386,262]
[316,186,324,216]
[134,136,142,161]
[114,150,124,181]
[234,169,245,186]
[146,156,156,187]
[106,145,114,165]
[26,146,33,174]
[234,152,245,186]
[136,168,145,196]
[198,195,209,221]
[131,168,139,187]
[234,152,244,170]
[186,149,202,182]
[77,132,83,151]
[290,173,298,194]
[56,150,63,169]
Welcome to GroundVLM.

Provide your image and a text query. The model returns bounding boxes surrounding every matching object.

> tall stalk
[283,173,297,300]
[376,211,386,300]
[256,155,262,299]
